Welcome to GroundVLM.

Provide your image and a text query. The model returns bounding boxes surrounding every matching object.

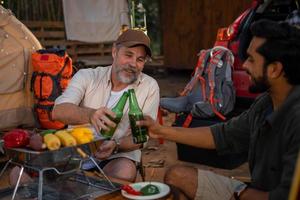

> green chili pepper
[40,129,56,136]
[140,184,159,196]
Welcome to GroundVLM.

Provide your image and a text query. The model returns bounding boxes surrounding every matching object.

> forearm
[159,126,216,149]
[118,135,142,152]
[52,103,95,125]
[240,188,269,200]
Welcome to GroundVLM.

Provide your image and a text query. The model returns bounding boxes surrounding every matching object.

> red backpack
[31,49,73,129]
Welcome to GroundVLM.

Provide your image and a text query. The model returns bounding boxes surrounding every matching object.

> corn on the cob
[43,134,61,150]
[55,130,77,147]
[71,127,94,145]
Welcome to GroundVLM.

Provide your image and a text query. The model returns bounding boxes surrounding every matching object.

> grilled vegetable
[121,185,141,196]
[140,184,160,195]
[44,133,61,150]
[41,129,56,135]
[29,134,46,151]
[55,130,77,147]
[3,129,30,148]
[70,127,94,145]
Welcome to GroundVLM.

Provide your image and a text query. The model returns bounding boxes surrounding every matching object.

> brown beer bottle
[100,91,128,139]
[128,89,148,144]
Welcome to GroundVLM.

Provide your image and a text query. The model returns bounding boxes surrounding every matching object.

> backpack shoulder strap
[195,49,211,76]
[57,56,71,77]
[206,46,234,121]
[180,49,211,96]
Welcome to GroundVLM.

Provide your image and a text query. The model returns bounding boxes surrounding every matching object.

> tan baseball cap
[115,29,152,57]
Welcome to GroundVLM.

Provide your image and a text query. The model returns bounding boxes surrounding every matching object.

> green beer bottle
[128,89,148,144]
[100,91,128,139]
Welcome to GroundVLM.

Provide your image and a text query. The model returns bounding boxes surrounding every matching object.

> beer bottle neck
[113,91,128,111]
[128,89,141,111]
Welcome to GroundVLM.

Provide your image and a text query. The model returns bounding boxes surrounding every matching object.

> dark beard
[248,73,270,94]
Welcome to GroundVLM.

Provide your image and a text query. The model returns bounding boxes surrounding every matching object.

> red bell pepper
[121,185,142,195]
[3,129,30,148]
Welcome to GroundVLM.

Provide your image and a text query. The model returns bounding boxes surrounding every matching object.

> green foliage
[2,0,63,21]
[129,0,162,56]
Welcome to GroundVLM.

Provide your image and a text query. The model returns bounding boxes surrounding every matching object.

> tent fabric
[0,5,42,130]
[63,0,130,43]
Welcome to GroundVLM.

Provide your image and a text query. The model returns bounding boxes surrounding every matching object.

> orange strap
[180,50,208,97]
[198,75,206,101]
[182,113,193,128]
[206,50,227,121]
[209,83,226,121]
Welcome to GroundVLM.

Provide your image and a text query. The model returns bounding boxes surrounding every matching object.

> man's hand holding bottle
[136,115,164,139]
[89,107,117,134]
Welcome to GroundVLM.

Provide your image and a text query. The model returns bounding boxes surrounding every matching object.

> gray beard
[116,70,138,84]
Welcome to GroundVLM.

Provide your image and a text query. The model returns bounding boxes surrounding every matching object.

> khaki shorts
[195,169,246,200]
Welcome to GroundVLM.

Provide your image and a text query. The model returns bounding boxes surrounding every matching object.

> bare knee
[164,165,198,199]
[9,166,32,186]
[164,165,191,186]
[104,158,137,182]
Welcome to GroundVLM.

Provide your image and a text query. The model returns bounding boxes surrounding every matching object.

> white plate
[121,181,170,200]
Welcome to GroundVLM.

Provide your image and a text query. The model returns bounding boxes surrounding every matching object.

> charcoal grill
[0,173,121,200]
[0,139,121,200]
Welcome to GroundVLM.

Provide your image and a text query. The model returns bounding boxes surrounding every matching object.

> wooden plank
[40,40,70,46]
[74,48,111,54]
[33,31,65,38]
[161,0,253,69]
[22,20,113,64]
[22,21,65,28]
[41,40,112,48]
[77,55,113,66]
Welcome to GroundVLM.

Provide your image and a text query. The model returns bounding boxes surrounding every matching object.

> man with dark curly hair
[139,19,300,200]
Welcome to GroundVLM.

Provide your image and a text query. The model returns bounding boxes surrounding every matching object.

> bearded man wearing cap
[51,29,160,182]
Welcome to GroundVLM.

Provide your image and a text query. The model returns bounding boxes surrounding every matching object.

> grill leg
[38,169,44,200]
[11,166,24,200]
